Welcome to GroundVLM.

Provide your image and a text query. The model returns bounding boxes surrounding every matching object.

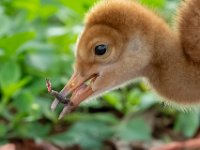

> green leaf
[64,112,119,125]
[25,50,61,75]
[26,78,50,95]
[49,120,113,150]
[35,97,57,121]
[0,14,12,36]
[39,5,58,19]
[0,124,8,137]
[116,118,151,141]
[60,0,97,16]
[0,31,35,56]
[138,92,158,111]
[174,111,200,138]
[140,0,165,8]
[0,61,21,90]
[103,92,123,111]
[15,122,51,139]
[4,77,31,98]
[13,90,34,113]
[127,89,142,105]
[13,0,40,20]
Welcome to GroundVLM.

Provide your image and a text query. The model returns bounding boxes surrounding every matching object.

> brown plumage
[51,0,200,118]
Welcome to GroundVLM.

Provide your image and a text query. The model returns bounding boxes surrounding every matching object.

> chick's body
[77,0,200,104]
[53,0,200,117]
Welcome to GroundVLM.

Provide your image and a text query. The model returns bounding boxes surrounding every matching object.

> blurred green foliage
[0,0,199,150]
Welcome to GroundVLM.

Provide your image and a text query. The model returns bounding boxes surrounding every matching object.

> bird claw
[46,79,73,119]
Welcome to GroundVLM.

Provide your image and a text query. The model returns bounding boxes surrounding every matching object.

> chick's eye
[94,44,107,56]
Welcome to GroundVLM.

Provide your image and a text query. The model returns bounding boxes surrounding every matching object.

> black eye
[94,44,107,56]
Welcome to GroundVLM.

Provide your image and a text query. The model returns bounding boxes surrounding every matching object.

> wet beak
[51,72,97,119]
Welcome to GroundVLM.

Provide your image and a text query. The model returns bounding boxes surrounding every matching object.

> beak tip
[58,104,75,119]
[50,99,60,112]
[58,110,66,120]
[58,115,63,120]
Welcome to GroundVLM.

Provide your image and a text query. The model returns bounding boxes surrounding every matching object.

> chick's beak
[67,72,95,105]
[51,72,97,119]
